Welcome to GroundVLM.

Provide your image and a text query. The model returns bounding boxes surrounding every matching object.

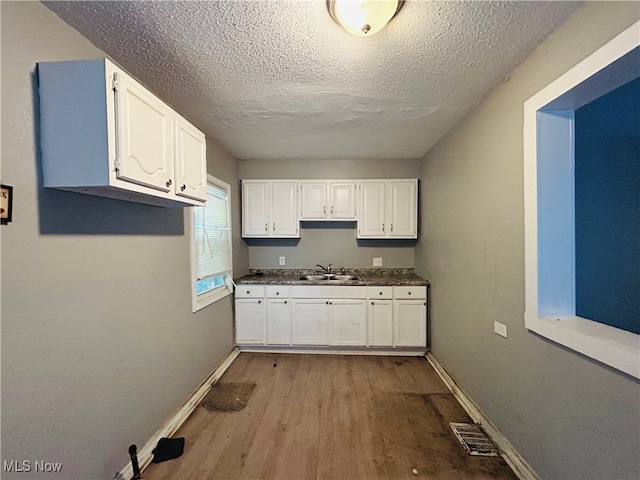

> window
[523,22,639,378]
[191,175,233,311]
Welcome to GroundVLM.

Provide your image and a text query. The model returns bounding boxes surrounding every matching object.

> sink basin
[299,274,360,282]
[299,275,330,281]
[332,275,360,281]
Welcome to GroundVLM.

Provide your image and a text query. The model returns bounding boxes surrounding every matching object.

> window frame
[190,174,233,312]
[523,22,639,378]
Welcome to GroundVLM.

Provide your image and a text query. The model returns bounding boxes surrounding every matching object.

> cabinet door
[393,300,426,347]
[292,299,328,345]
[174,116,207,201]
[330,182,356,219]
[235,298,265,344]
[271,181,299,237]
[330,299,366,346]
[358,182,386,237]
[114,72,173,192]
[388,180,417,238]
[267,299,291,345]
[300,182,327,219]
[367,300,393,346]
[242,182,269,236]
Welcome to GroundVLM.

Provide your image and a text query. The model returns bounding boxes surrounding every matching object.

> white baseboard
[114,347,240,480]
[426,352,540,480]
[239,346,426,356]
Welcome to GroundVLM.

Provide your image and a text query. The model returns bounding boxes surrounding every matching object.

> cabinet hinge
[114,158,121,171]
[112,74,118,91]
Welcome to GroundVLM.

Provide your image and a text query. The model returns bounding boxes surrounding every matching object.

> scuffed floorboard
[144,353,517,480]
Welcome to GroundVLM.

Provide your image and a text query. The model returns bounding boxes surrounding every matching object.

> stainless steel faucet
[316,263,332,274]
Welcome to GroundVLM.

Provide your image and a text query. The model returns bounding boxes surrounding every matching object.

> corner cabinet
[358,180,418,239]
[242,180,299,237]
[38,58,206,207]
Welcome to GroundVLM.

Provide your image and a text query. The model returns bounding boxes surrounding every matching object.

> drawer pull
[408,291,412,295]
[276,292,279,295]
[379,292,383,295]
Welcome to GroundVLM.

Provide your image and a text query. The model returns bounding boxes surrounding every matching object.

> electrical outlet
[279,256,285,266]
[494,321,507,338]
[373,257,382,267]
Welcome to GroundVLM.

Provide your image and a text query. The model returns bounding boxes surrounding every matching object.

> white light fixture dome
[328,0,404,36]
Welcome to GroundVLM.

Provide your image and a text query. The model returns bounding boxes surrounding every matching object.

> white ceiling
[44,1,581,161]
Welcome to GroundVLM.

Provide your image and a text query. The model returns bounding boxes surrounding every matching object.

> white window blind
[192,176,233,311]
[195,184,230,281]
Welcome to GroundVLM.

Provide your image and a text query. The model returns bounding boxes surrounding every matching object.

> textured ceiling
[44,1,581,161]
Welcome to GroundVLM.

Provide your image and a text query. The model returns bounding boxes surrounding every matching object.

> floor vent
[449,422,500,457]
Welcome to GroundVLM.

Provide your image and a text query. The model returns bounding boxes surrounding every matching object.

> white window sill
[193,286,232,312]
[525,312,640,379]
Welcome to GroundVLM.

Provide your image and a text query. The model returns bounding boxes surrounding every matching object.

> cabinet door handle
[382,223,385,232]
[326,301,329,305]
[180,184,186,191]
[331,205,334,214]
[371,301,374,305]
[166,179,172,187]
[258,300,261,304]
[323,206,326,214]
[391,224,394,232]
[273,223,276,231]
[264,223,268,231]
[284,301,288,304]
[276,292,279,295]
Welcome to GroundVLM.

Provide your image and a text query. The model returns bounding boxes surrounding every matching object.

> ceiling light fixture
[327,0,404,37]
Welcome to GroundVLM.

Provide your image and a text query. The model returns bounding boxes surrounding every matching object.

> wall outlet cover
[373,257,383,267]
[279,256,285,266]
[493,321,507,338]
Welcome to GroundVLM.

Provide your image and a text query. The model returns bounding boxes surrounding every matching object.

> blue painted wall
[575,76,640,334]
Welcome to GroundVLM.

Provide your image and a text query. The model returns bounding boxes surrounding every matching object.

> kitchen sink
[299,274,329,281]
[299,274,360,282]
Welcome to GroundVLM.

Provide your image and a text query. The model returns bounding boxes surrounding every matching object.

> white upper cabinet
[300,181,356,220]
[271,181,299,236]
[358,180,418,239]
[388,180,417,238]
[174,116,207,201]
[358,181,386,237]
[38,58,207,207]
[242,180,299,238]
[242,181,270,236]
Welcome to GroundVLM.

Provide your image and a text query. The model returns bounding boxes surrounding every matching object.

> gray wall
[0,2,245,479]
[239,159,420,269]
[415,3,640,479]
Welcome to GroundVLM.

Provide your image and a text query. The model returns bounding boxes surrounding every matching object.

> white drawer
[235,285,265,298]
[266,286,290,298]
[393,286,426,300]
[366,286,393,299]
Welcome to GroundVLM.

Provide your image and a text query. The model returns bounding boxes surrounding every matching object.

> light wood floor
[144,353,517,480]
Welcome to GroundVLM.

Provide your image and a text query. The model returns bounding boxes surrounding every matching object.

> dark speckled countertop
[235,268,429,286]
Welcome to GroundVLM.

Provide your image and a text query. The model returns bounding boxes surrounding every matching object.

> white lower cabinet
[235,284,426,349]
[266,286,291,345]
[235,286,266,345]
[330,299,366,346]
[235,298,265,344]
[292,299,329,345]
[367,286,393,346]
[393,286,427,347]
